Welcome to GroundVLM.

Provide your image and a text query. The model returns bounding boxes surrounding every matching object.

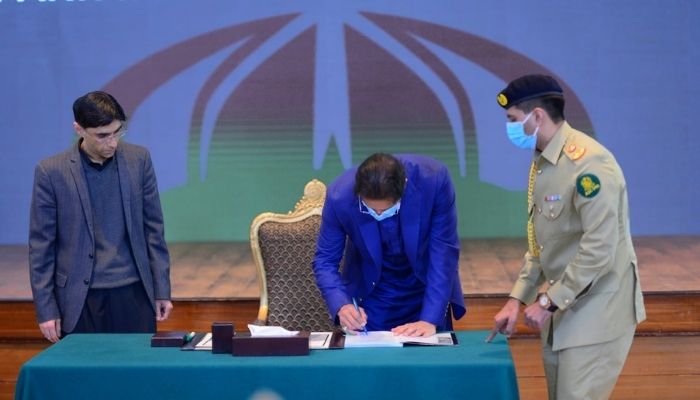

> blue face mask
[359,198,401,222]
[506,112,539,150]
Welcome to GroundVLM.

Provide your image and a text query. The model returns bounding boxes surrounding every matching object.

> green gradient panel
[162,124,527,241]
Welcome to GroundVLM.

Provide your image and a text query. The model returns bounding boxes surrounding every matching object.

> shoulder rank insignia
[565,144,586,161]
[576,173,601,198]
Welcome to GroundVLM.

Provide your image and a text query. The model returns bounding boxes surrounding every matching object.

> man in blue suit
[29,91,173,342]
[313,153,465,337]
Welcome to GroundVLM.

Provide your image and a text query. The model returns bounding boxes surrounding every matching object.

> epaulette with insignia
[564,144,586,161]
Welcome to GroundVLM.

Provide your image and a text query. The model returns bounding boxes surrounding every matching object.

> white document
[343,331,403,348]
[344,331,454,348]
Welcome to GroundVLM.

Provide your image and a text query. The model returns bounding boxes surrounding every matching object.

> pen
[352,297,368,335]
[484,329,498,343]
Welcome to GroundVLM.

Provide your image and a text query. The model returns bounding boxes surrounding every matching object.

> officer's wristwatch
[538,293,558,312]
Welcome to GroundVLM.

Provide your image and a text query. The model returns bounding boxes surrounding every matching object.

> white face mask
[506,112,539,150]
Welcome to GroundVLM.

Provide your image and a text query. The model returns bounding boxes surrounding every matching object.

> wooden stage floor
[2,236,699,400]
[2,236,699,300]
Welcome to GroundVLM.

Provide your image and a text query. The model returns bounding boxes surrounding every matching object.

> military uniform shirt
[509,122,646,350]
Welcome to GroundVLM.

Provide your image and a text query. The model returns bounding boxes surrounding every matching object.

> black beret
[497,74,563,109]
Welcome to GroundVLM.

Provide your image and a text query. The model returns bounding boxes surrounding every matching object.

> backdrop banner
[1,1,698,242]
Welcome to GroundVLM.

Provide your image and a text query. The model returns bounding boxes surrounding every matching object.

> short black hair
[72,91,126,129]
[354,153,406,201]
[516,95,566,123]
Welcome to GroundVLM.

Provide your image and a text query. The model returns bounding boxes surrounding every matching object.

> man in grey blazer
[29,91,173,343]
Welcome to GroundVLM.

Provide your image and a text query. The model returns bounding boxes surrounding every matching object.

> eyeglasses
[89,126,127,142]
[358,197,370,214]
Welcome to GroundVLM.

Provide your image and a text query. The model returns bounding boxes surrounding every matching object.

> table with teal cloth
[15,330,519,400]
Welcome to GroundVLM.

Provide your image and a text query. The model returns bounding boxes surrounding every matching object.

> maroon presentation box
[231,332,310,356]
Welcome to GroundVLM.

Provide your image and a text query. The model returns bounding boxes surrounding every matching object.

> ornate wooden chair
[249,179,336,331]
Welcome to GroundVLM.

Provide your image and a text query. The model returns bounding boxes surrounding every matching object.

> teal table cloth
[16,330,519,400]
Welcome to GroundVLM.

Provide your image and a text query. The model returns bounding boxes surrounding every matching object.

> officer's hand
[39,319,61,343]
[338,303,367,334]
[155,300,173,321]
[391,320,436,337]
[490,298,521,340]
[524,303,552,330]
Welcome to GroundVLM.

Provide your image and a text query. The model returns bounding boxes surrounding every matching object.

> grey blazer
[29,141,171,333]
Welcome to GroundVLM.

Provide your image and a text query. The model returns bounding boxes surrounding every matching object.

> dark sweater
[80,149,140,289]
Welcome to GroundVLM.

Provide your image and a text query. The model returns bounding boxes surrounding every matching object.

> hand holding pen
[486,298,521,343]
[338,298,368,335]
[352,297,369,335]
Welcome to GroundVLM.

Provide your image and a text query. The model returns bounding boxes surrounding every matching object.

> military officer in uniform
[489,74,646,399]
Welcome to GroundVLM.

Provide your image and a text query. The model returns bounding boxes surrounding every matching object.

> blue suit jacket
[28,141,171,333]
[313,155,466,326]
